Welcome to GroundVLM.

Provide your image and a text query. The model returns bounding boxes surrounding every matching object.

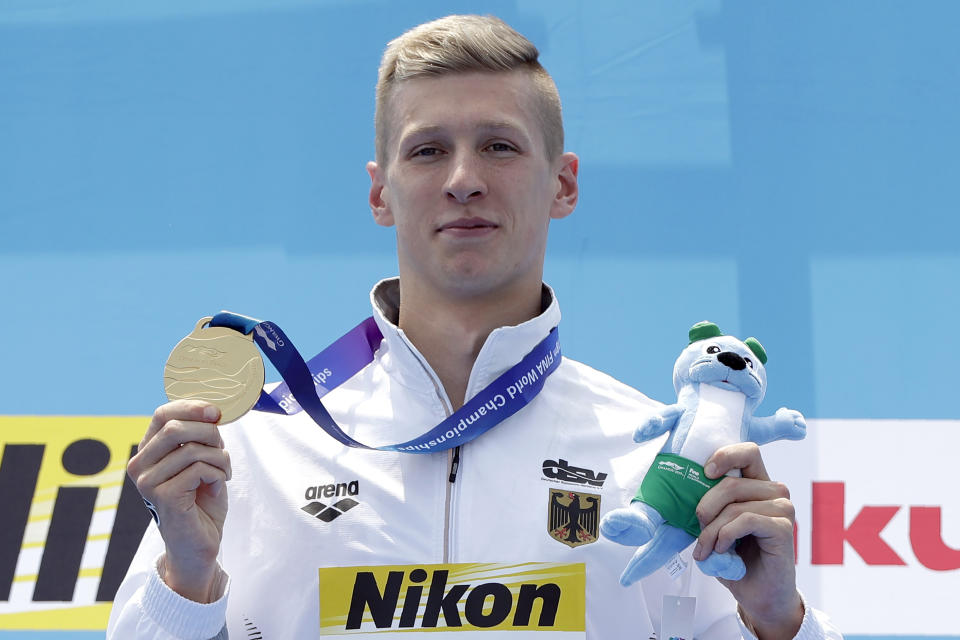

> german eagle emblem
[548,489,600,548]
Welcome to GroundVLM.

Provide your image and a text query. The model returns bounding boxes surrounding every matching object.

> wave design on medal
[165,368,247,385]
[166,376,243,391]
[165,358,261,379]
[183,345,226,358]
[167,389,238,402]
[164,356,261,403]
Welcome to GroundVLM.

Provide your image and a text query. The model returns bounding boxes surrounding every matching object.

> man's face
[367,70,578,301]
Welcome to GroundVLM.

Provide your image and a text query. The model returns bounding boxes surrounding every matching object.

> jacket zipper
[444,444,463,566]
[449,446,461,483]
[399,338,458,563]
[443,444,462,563]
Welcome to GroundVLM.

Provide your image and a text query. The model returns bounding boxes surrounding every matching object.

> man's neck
[397,280,543,410]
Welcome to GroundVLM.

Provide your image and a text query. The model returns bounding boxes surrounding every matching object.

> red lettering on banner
[811,482,905,566]
[909,507,960,571]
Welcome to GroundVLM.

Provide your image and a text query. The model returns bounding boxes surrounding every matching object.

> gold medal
[163,316,265,425]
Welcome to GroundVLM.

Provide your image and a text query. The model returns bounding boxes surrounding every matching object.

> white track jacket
[108,279,842,639]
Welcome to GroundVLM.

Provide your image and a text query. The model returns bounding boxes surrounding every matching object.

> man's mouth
[437,217,499,234]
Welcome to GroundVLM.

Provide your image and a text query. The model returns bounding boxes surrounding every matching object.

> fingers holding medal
[132,400,231,516]
[128,398,232,600]
[125,315,265,592]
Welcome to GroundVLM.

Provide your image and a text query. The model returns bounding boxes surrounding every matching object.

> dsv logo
[542,458,607,487]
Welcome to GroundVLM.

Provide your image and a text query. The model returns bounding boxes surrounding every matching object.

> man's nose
[445,152,486,204]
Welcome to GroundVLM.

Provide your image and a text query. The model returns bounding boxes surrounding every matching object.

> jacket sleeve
[106,523,230,640]
[735,592,844,640]
[644,557,844,639]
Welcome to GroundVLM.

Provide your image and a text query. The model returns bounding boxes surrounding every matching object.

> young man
[109,15,841,639]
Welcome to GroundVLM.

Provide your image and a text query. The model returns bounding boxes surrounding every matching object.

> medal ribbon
[208,312,561,453]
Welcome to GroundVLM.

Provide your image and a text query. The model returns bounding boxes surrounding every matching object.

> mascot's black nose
[717,351,746,371]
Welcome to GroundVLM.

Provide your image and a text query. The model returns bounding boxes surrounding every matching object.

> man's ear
[549,152,579,220]
[367,161,394,227]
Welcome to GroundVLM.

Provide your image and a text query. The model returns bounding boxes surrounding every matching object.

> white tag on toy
[661,595,696,640]
[665,553,688,580]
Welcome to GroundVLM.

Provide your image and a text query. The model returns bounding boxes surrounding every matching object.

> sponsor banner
[763,419,960,636]
[318,562,585,637]
[0,416,147,630]
[1,417,957,635]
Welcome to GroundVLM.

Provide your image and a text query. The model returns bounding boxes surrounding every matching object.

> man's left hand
[695,442,804,639]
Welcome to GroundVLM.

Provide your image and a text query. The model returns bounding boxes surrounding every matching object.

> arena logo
[809,481,959,571]
[0,438,151,602]
[302,480,361,523]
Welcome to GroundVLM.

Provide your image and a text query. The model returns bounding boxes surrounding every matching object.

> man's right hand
[127,400,232,603]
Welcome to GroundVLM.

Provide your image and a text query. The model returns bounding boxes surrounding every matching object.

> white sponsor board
[1,418,956,635]
[763,419,960,635]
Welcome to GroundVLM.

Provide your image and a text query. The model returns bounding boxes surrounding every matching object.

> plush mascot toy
[599,321,806,585]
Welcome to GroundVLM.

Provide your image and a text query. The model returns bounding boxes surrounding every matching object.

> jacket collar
[369,278,562,405]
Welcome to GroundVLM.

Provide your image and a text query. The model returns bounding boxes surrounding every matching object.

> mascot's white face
[673,335,767,402]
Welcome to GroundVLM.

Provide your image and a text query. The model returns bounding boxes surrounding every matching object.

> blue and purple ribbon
[208,312,561,454]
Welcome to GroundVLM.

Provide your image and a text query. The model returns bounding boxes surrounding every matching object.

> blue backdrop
[1,1,957,637]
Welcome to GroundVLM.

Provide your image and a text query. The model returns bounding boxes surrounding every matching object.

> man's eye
[486,142,517,153]
[412,147,441,157]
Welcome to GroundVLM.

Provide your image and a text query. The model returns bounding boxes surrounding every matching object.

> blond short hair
[374,15,563,165]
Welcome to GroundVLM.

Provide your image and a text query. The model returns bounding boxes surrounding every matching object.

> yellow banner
[319,562,585,636]
[0,416,148,630]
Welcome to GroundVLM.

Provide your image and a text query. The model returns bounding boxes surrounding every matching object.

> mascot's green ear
[689,321,723,344]
[744,337,768,365]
